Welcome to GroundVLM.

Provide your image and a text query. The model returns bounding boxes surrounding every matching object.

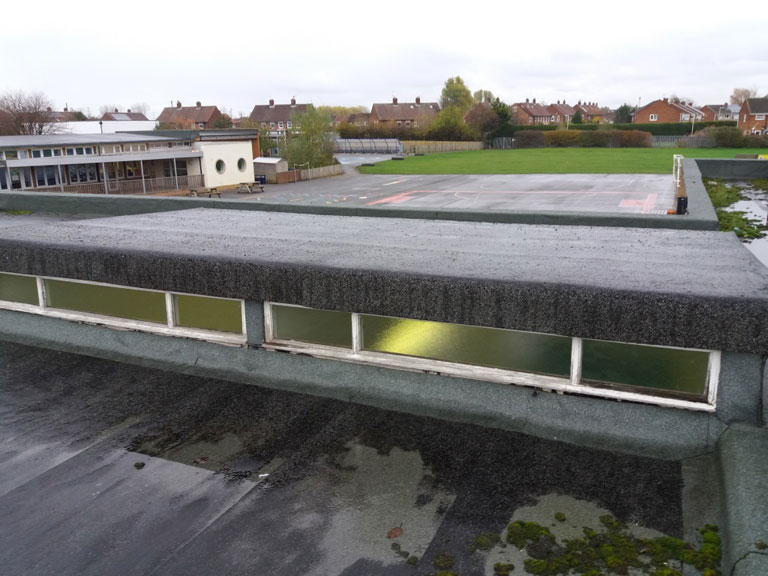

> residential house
[100,109,150,122]
[347,113,369,127]
[546,101,577,125]
[369,97,440,128]
[0,129,258,194]
[633,98,704,124]
[156,101,222,130]
[510,98,551,125]
[738,98,768,134]
[573,101,606,123]
[248,99,309,135]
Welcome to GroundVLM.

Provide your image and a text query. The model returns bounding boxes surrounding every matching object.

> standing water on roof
[703,178,768,267]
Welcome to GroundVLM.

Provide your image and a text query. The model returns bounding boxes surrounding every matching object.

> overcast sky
[2,0,767,119]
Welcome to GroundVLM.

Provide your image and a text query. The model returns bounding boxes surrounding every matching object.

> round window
[237,158,246,172]
[215,160,226,174]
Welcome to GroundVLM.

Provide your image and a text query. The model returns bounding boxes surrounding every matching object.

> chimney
[127,109,131,113]
[269,99,275,107]
[114,107,119,113]
[393,97,398,104]
[196,101,201,108]
[578,100,581,105]
[526,98,529,104]
[47,107,52,112]
[415,97,420,105]
[663,98,668,103]
[176,101,181,108]
[533,98,536,104]
[290,97,296,106]
[63,106,68,112]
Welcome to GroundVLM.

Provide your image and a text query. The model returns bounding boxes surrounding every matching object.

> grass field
[357,148,766,175]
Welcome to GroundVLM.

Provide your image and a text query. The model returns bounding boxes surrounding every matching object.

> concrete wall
[196,141,254,188]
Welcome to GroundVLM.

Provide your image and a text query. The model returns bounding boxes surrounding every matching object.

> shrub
[544,130,582,147]
[744,134,768,148]
[711,126,745,147]
[514,130,546,148]
[616,130,652,147]
[580,130,612,147]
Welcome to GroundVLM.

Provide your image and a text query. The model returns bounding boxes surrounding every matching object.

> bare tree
[99,104,123,116]
[129,102,151,116]
[0,90,60,135]
[730,87,759,106]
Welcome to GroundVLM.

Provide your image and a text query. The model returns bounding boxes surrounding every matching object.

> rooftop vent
[176,101,182,108]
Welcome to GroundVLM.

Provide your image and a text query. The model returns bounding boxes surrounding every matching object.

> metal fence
[400,141,484,154]
[334,139,402,154]
[652,134,716,148]
[32,174,204,195]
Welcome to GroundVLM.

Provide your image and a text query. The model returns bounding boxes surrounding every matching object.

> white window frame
[278,121,284,129]
[287,121,292,129]
[756,115,766,121]
[262,302,719,412]
[0,272,247,347]
[649,114,658,122]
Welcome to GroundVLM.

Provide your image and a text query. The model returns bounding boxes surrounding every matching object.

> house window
[270,122,275,129]
[287,121,292,129]
[396,121,402,126]
[649,114,658,122]
[681,114,690,121]
[261,122,266,128]
[405,120,411,127]
[278,121,284,129]
[756,115,766,121]
[199,123,204,128]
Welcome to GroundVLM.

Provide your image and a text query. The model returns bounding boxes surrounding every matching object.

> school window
[263,303,719,410]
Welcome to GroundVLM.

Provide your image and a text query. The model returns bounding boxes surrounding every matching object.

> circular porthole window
[237,158,246,172]
[215,160,226,174]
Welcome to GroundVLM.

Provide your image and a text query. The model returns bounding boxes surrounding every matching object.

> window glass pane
[581,339,709,397]
[44,279,166,324]
[271,305,352,348]
[362,315,571,377]
[0,273,39,305]
[174,294,242,334]
[43,149,52,157]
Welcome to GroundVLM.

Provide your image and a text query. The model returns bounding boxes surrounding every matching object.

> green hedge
[612,121,736,135]
[515,130,652,148]
[507,121,736,136]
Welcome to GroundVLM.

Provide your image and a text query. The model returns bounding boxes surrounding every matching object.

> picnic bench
[237,182,265,194]
[188,187,221,198]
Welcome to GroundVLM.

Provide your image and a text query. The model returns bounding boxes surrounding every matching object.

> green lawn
[357,148,766,175]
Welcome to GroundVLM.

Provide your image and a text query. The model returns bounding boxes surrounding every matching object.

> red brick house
[633,98,704,124]
[546,101,576,124]
[510,98,551,125]
[369,97,440,128]
[737,98,768,134]
[248,99,309,134]
[156,101,222,129]
[100,109,150,121]
[573,101,605,123]
[699,103,735,123]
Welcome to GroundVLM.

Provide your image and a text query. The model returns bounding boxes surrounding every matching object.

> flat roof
[0,133,186,149]
[1,208,767,353]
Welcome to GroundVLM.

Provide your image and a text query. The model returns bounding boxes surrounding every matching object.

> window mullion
[165,292,174,328]
[351,312,362,353]
[36,277,47,309]
[570,337,582,386]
